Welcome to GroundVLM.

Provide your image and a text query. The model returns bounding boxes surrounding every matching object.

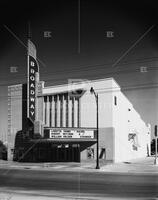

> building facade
[7,78,151,163]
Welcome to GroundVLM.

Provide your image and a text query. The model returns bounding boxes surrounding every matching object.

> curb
[1,164,158,175]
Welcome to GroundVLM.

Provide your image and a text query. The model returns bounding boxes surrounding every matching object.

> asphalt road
[0,168,158,199]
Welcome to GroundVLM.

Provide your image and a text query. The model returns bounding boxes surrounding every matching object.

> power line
[0,82,158,101]
[40,67,158,86]
[0,56,158,79]
[0,63,158,88]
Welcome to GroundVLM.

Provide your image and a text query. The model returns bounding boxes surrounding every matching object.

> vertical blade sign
[27,40,38,123]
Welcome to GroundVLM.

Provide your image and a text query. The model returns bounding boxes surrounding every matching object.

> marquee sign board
[27,40,39,123]
[49,129,94,139]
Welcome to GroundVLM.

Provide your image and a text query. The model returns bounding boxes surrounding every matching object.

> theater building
[7,40,151,163]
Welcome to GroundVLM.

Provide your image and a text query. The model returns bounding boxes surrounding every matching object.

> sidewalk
[101,156,158,174]
[0,156,158,174]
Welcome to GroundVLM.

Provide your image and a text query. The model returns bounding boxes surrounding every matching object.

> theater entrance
[51,144,80,162]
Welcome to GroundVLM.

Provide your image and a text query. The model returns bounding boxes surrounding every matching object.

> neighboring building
[8,84,23,160]
[7,78,151,163]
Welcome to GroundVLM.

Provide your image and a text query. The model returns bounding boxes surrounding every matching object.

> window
[49,96,52,127]
[65,94,69,127]
[114,96,117,105]
[54,95,57,127]
[77,98,80,127]
[72,97,74,127]
[60,95,63,127]
[44,96,47,124]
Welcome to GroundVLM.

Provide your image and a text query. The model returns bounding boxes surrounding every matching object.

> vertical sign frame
[27,39,39,123]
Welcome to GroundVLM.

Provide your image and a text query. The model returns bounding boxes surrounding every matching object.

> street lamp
[154,125,158,165]
[90,87,100,169]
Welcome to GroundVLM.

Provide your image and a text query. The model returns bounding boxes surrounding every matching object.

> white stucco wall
[77,78,117,161]
[113,90,151,162]
[40,77,151,162]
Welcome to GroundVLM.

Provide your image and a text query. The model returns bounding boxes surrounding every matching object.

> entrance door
[71,144,80,162]
[51,144,80,162]
[58,146,66,162]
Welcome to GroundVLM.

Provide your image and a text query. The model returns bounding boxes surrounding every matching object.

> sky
[0,0,158,139]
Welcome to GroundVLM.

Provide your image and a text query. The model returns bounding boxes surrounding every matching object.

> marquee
[45,128,95,139]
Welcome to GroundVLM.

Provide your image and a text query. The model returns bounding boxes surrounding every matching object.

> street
[0,168,158,199]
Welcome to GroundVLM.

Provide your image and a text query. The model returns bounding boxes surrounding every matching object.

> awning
[30,138,97,144]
